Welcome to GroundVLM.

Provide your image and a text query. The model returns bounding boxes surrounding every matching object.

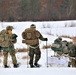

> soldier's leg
[68,58,71,67]
[75,60,76,67]
[9,50,18,67]
[3,50,8,67]
[29,48,34,67]
[34,47,41,66]
[10,50,17,64]
[71,59,75,67]
[68,61,71,67]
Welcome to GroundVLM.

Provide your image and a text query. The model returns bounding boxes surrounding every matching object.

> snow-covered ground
[0,20,76,75]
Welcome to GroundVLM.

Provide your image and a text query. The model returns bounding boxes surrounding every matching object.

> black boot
[34,63,41,67]
[30,65,35,68]
[68,64,70,67]
[4,65,10,68]
[14,64,19,68]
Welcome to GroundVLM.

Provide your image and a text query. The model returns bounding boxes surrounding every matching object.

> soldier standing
[22,24,48,68]
[1,26,19,68]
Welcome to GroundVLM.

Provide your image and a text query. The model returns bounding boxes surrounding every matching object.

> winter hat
[6,26,14,30]
[30,24,36,28]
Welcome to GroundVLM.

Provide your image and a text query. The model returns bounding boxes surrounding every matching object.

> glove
[45,38,48,41]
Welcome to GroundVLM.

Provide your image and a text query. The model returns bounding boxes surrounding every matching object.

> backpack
[0,30,16,48]
[22,28,40,45]
[0,30,6,46]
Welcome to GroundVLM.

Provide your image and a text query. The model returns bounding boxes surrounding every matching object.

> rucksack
[0,30,6,46]
[0,30,17,48]
[22,28,40,45]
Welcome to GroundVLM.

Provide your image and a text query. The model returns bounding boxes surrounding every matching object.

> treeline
[0,0,76,21]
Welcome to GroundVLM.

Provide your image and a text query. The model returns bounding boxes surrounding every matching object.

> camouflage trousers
[29,46,41,66]
[68,57,76,67]
[3,50,17,65]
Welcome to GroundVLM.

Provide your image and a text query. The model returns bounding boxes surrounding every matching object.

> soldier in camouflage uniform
[1,26,19,68]
[62,40,69,54]
[54,37,62,44]
[22,24,48,68]
[51,37,63,55]
[68,42,76,67]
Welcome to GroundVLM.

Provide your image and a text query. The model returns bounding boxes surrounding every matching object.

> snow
[0,68,76,75]
[0,20,76,75]
[48,56,70,67]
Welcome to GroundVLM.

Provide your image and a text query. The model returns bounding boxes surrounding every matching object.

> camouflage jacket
[54,39,62,45]
[0,30,17,47]
[69,44,76,57]
[1,34,14,47]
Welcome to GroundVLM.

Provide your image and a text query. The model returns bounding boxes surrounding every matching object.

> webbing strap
[28,45,39,49]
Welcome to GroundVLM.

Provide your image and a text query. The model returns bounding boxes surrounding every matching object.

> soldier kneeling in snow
[51,37,63,56]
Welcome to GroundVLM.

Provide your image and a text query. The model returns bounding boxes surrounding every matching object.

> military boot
[68,64,70,67]
[30,65,35,68]
[4,65,10,68]
[13,64,19,68]
[34,63,41,67]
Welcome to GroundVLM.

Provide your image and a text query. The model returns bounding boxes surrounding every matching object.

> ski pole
[27,45,29,68]
[46,40,48,67]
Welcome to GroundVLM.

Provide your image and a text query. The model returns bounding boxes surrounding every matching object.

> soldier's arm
[39,33,47,41]
[11,34,18,39]
[11,34,18,43]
